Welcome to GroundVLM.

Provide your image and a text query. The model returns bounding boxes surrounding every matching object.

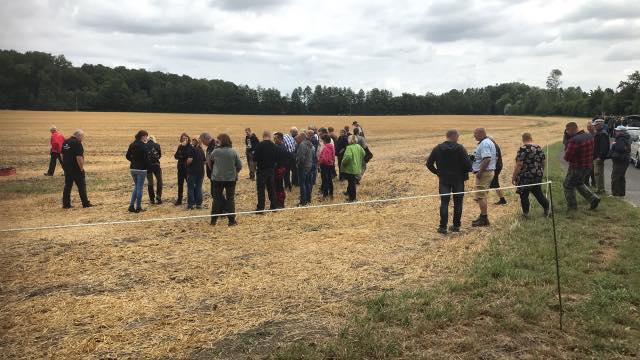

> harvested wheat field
[0,111,570,359]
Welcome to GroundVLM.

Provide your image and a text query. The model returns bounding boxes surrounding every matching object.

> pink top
[318,143,335,166]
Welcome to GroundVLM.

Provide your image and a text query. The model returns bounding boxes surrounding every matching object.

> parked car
[624,115,640,130]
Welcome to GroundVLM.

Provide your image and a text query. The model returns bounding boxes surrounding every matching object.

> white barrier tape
[0,181,552,233]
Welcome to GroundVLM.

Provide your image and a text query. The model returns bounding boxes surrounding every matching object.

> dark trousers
[611,161,629,196]
[584,168,595,187]
[345,173,358,201]
[337,154,345,180]
[246,150,256,179]
[564,168,598,209]
[320,165,334,197]
[290,158,298,186]
[256,169,277,210]
[518,185,549,214]
[298,168,313,205]
[438,181,464,228]
[147,164,162,201]
[47,152,63,175]
[212,181,236,223]
[177,167,187,203]
[275,167,286,208]
[187,174,204,207]
[62,171,89,207]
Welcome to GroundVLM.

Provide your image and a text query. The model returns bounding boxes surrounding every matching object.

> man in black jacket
[592,119,610,194]
[426,129,472,234]
[252,130,279,211]
[245,128,260,180]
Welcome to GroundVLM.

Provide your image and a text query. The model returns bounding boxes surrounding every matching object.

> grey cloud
[564,1,640,22]
[561,21,640,41]
[211,0,288,11]
[410,16,504,43]
[604,46,640,61]
[78,17,209,35]
[72,2,211,35]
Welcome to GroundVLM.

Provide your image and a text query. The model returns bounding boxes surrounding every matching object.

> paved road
[602,160,640,207]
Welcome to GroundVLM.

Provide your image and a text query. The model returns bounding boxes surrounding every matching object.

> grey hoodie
[296,139,314,172]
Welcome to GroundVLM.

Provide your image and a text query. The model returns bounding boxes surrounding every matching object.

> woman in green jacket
[341,135,366,201]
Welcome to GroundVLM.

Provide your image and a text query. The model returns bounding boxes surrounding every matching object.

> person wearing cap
[608,126,631,197]
[45,126,65,176]
[592,118,610,194]
[563,122,600,211]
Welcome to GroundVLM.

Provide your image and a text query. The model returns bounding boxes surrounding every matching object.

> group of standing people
[426,128,549,235]
[563,119,631,208]
[50,121,370,226]
[49,117,631,232]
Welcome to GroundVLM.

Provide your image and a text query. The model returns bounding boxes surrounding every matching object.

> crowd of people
[563,118,632,203]
[50,121,371,226]
[46,118,633,233]
[426,128,548,234]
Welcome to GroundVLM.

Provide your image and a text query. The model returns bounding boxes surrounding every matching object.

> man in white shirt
[471,128,496,227]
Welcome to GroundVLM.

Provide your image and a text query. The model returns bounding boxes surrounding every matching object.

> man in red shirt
[563,122,600,211]
[45,126,65,176]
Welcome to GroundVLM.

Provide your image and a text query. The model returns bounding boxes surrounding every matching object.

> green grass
[273,142,640,359]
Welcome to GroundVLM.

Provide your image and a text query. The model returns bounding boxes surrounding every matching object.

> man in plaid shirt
[563,122,600,211]
[283,127,298,190]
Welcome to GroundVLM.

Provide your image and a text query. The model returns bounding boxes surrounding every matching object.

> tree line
[0,49,639,116]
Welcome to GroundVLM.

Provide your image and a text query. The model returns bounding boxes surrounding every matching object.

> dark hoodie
[608,132,631,163]
[426,141,472,183]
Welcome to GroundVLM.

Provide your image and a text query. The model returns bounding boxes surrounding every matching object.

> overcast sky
[1,0,639,95]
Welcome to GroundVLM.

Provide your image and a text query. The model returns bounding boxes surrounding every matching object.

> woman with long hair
[174,133,191,205]
[210,133,242,226]
[126,130,150,213]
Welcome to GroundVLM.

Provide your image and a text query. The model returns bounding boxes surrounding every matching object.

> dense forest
[0,49,639,116]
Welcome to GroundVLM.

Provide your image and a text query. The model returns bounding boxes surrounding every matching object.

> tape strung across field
[0,181,552,233]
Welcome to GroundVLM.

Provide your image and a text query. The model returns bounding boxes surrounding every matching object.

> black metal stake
[548,181,563,331]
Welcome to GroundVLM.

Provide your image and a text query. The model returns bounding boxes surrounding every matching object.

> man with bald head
[61,129,92,209]
[253,130,279,211]
[426,129,472,234]
[471,127,496,227]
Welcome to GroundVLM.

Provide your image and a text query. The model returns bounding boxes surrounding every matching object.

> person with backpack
[608,126,631,197]
[489,137,507,205]
[174,133,191,206]
[126,130,150,213]
[341,135,366,202]
[146,135,162,204]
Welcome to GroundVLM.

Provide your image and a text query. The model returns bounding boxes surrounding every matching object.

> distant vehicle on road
[624,115,640,130]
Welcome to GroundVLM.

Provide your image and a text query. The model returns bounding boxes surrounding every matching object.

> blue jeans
[298,168,313,205]
[130,170,147,209]
[187,174,204,207]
